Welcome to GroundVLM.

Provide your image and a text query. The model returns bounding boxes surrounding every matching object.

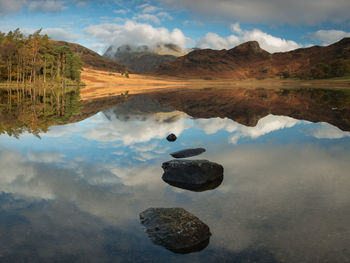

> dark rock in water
[162,160,224,191]
[166,133,177,142]
[170,148,206,158]
[140,208,211,253]
[164,177,223,192]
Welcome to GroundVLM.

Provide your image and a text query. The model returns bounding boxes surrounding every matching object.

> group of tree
[309,59,350,79]
[0,86,82,138]
[0,28,82,85]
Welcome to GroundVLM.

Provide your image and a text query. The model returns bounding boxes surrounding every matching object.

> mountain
[145,88,350,131]
[103,43,187,73]
[153,38,350,79]
[52,41,129,73]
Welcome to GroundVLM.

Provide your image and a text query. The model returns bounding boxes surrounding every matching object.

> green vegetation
[0,28,82,85]
[0,85,82,138]
[299,59,350,79]
[277,88,350,109]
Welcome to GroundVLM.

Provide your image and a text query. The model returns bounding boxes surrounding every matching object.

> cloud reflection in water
[0,111,349,262]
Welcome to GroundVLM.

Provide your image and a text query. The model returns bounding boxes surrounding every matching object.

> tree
[0,28,83,84]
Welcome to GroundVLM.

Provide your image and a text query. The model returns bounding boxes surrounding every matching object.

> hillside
[52,41,130,73]
[153,38,350,79]
[103,44,182,73]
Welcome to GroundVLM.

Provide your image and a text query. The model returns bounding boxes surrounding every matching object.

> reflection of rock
[166,134,177,142]
[163,177,223,192]
[103,95,176,122]
[162,160,224,190]
[140,208,211,254]
[170,148,206,158]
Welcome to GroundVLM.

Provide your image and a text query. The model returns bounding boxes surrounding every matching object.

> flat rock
[166,134,177,142]
[170,148,206,158]
[163,177,223,192]
[162,160,224,190]
[140,208,211,253]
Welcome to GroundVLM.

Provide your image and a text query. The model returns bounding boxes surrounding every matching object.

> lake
[0,87,349,262]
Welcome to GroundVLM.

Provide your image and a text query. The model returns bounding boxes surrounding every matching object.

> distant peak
[228,41,271,56]
[234,41,261,51]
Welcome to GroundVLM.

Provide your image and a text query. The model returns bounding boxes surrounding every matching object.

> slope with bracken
[52,41,130,73]
[153,38,350,79]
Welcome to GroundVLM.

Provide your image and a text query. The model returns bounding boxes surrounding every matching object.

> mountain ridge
[52,41,130,73]
[153,38,350,79]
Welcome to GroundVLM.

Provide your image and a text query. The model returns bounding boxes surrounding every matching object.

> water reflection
[0,86,82,138]
[0,95,349,262]
[148,88,350,131]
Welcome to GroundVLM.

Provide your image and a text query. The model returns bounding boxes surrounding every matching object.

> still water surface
[0,94,350,262]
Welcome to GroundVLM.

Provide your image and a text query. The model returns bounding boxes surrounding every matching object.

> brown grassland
[81,67,350,101]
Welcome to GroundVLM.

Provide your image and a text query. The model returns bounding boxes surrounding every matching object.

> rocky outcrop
[162,160,224,191]
[153,38,350,79]
[140,208,211,253]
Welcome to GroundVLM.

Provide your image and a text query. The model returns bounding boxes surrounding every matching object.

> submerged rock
[170,148,206,158]
[162,160,224,191]
[163,177,223,192]
[140,208,211,253]
[166,133,177,142]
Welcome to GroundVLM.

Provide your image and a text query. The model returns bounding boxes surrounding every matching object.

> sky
[1,0,350,54]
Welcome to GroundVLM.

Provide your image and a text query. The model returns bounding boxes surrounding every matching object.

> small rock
[164,177,223,192]
[166,133,177,142]
[162,160,224,191]
[170,148,206,158]
[140,208,211,253]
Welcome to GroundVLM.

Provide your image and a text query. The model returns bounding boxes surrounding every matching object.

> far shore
[1,67,349,101]
[80,68,350,101]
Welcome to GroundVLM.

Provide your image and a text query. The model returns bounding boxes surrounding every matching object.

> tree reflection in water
[0,85,82,138]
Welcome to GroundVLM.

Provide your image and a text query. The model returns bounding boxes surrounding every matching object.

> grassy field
[80,68,350,101]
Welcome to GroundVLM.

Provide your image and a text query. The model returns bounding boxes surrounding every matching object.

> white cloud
[230,22,243,35]
[27,152,65,163]
[134,13,161,25]
[309,30,350,45]
[0,0,26,15]
[159,0,350,25]
[113,9,127,15]
[197,32,239,50]
[157,11,173,20]
[28,0,66,12]
[228,115,302,144]
[41,27,80,42]
[196,115,303,144]
[83,112,191,145]
[84,20,193,49]
[75,1,88,7]
[0,0,105,15]
[138,4,160,14]
[196,117,238,134]
[197,23,302,53]
[307,123,350,139]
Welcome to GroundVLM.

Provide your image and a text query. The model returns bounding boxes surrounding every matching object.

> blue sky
[1,0,350,54]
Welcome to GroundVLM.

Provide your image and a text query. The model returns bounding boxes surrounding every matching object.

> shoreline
[80,68,350,101]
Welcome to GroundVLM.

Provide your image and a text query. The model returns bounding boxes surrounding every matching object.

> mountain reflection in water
[0,92,349,262]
